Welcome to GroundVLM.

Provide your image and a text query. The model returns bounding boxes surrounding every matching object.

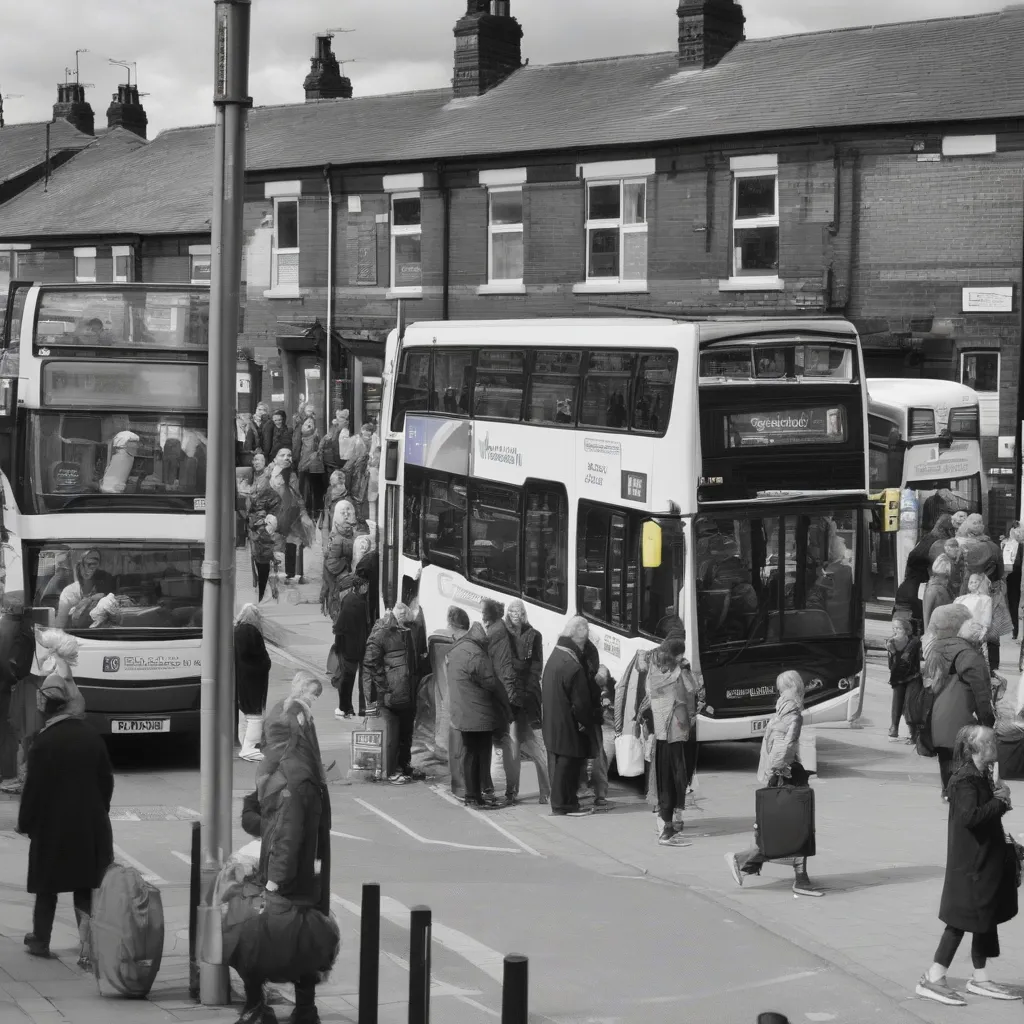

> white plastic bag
[614,733,645,777]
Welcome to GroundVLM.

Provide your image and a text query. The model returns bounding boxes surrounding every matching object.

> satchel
[1006,832,1024,888]
[755,783,816,860]
[614,733,645,777]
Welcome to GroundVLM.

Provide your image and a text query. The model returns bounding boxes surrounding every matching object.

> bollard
[408,905,431,1024]
[188,821,201,1001]
[501,954,528,1024]
[358,883,381,1024]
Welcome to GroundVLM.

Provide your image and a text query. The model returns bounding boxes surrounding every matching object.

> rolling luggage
[755,784,816,860]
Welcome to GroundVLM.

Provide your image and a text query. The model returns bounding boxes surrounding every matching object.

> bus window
[580,352,634,431]
[638,517,685,637]
[523,483,568,611]
[577,503,634,630]
[423,476,466,570]
[473,350,525,421]
[632,352,676,435]
[525,350,581,425]
[402,469,425,560]
[469,482,521,589]
[432,350,473,416]
[391,351,431,431]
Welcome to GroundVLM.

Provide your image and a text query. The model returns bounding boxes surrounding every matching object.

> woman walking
[915,724,1019,1005]
[321,500,357,621]
[725,671,822,896]
[295,415,326,524]
[235,604,272,761]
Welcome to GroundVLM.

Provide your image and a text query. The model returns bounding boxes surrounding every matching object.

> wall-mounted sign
[621,471,648,503]
[236,373,251,393]
[962,287,1013,313]
[998,435,1015,459]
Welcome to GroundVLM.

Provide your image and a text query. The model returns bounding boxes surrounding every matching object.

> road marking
[639,968,824,1005]
[353,798,520,854]
[170,850,191,866]
[331,892,509,987]
[268,642,327,678]
[429,784,543,858]
[330,829,371,842]
[113,844,167,886]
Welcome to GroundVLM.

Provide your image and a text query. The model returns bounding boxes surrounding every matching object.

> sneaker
[344,712,355,719]
[965,979,1020,1000]
[792,878,824,897]
[566,807,594,817]
[888,727,899,740]
[333,709,346,720]
[464,798,495,810]
[387,772,409,785]
[916,975,966,1006]
[593,798,614,810]
[538,795,549,805]
[76,953,91,970]
[24,939,51,959]
[658,830,691,847]
[404,768,427,781]
[725,852,744,887]
[502,795,518,806]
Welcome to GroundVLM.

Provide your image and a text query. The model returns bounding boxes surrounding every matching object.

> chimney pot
[53,81,94,135]
[106,82,148,138]
[677,0,745,69]
[453,0,523,98]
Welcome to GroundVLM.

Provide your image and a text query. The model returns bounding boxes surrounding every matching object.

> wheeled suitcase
[755,784,816,860]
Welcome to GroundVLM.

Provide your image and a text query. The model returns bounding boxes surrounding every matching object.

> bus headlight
[838,676,859,691]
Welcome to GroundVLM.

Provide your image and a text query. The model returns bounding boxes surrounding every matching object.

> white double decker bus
[0,282,209,736]
[379,317,870,740]
[867,378,985,593]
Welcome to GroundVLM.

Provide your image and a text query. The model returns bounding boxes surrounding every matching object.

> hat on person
[39,672,73,706]
[964,513,986,537]
[929,603,973,638]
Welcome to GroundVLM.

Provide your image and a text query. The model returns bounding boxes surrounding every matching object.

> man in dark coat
[446,610,512,808]
[542,616,597,817]
[898,514,955,629]
[17,673,113,959]
[917,724,1017,1005]
[332,574,368,719]
[481,599,521,805]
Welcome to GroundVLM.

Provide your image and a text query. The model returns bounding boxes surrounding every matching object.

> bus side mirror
[642,521,662,568]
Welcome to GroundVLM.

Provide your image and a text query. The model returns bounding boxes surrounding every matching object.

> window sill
[386,288,423,299]
[718,277,785,292]
[477,282,526,296]
[263,287,302,299]
[572,281,648,295]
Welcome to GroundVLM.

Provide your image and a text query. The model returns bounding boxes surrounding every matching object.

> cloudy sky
[0,0,1011,137]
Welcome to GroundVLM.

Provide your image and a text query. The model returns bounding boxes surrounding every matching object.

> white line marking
[384,949,498,1016]
[268,642,327,677]
[330,892,509,988]
[170,850,192,866]
[428,783,543,858]
[639,969,824,1005]
[353,798,520,854]
[113,844,167,886]
[330,829,371,842]
[178,806,200,818]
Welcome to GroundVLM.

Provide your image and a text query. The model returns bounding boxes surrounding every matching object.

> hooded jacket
[644,662,692,743]
[446,623,510,732]
[362,611,417,709]
[755,694,804,784]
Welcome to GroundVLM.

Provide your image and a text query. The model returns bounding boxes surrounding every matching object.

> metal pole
[325,164,333,428]
[188,820,201,1000]
[358,883,380,1024]
[501,954,528,1024]
[199,0,250,1006]
[408,905,431,1024]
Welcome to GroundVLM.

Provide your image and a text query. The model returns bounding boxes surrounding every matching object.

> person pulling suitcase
[724,671,823,897]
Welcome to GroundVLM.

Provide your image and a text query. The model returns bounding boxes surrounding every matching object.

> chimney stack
[677,0,745,69]
[53,82,94,135]
[106,83,148,138]
[304,34,353,101]
[453,0,523,99]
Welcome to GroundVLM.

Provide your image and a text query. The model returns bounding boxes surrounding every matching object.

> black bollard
[408,905,431,1024]
[188,820,201,1001]
[501,954,528,1024]
[358,883,381,1024]
[757,1014,791,1024]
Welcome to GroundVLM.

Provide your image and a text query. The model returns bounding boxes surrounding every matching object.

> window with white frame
[111,246,132,283]
[488,187,523,284]
[390,193,422,290]
[74,247,97,283]
[272,198,299,290]
[585,179,647,283]
[731,161,779,278]
[189,245,211,285]
[959,349,1000,436]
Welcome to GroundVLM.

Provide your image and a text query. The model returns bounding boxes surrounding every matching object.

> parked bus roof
[868,378,979,412]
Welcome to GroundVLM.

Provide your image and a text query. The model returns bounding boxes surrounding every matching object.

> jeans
[485,725,520,799]
[514,712,550,801]
[461,730,493,802]
[549,752,584,814]
[934,925,999,969]
[33,890,92,947]
[736,848,809,877]
[384,704,416,773]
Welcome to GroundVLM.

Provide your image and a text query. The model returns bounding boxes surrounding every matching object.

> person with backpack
[17,672,113,962]
[886,617,922,743]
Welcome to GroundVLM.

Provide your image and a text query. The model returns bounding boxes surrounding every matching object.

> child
[250,512,279,602]
[887,617,922,743]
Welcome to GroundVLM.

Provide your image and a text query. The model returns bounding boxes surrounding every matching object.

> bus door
[0,282,29,607]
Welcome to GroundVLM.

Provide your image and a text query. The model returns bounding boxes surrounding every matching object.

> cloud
[0,0,1009,137]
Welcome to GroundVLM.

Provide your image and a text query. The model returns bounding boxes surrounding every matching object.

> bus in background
[379,317,870,742]
[866,378,984,599]
[0,282,209,737]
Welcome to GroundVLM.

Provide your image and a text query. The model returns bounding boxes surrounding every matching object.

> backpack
[904,678,936,757]
[87,862,165,998]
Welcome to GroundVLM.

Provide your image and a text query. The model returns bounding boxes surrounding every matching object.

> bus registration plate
[112,719,171,734]
[751,719,768,734]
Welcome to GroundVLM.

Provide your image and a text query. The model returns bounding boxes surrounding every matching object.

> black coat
[939,763,1017,933]
[18,718,114,894]
[234,622,272,715]
[541,639,595,758]
[334,589,369,666]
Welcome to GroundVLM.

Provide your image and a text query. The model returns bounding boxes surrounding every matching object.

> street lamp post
[197,0,250,1006]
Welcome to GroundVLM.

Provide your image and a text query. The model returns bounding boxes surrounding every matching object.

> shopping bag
[755,784,816,860]
[614,733,645,777]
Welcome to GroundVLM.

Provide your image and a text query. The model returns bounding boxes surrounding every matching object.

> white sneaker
[334,709,346,720]
[724,852,743,887]
[916,975,966,1006]
[966,979,1020,1000]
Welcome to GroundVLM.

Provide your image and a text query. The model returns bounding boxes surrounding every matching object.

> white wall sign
[962,287,1013,313]
[236,373,251,393]
[998,435,1015,459]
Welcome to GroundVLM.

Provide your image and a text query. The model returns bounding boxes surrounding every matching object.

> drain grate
[109,806,200,822]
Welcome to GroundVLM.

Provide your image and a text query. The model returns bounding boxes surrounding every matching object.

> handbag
[614,733,645,777]
[755,783,816,860]
[1005,832,1024,888]
[326,643,340,684]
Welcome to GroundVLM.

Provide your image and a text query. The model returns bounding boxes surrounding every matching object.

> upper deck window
[580,351,634,430]
[699,341,855,383]
[473,350,525,420]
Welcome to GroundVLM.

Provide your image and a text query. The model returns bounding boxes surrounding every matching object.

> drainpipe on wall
[439,160,450,320]
[324,163,334,424]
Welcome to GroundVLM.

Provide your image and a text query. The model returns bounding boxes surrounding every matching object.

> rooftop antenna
[75,48,89,83]
[108,59,136,87]
[321,27,355,40]
[337,58,361,74]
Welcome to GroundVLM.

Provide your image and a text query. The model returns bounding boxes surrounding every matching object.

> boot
[239,715,264,761]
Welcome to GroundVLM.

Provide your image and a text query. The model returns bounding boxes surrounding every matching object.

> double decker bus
[0,282,209,736]
[379,317,870,740]
[867,378,984,596]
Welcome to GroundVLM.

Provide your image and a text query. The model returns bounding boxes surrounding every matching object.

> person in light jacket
[923,555,954,632]
[915,724,1018,1006]
[725,671,822,897]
